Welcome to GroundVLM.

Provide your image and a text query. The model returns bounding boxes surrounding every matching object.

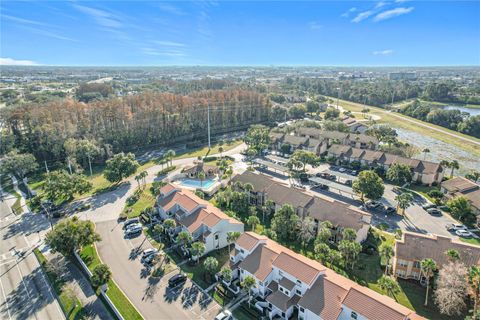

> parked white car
[455,230,473,238]
[215,310,232,320]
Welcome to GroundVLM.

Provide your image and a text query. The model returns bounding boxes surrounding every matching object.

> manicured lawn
[34,249,84,320]
[79,245,143,320]
[11,191,23,214]
[122,183,156,218]
[408,184,437,203]
[459,237,480,246]
[232,302,263,320]
[333,97,480,157]
[174,140,243,160]
[178,247,231,289]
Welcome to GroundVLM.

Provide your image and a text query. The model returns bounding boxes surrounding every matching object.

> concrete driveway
[95,220,222,320]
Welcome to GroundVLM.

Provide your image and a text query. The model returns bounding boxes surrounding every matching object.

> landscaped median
[79,244,144,320]
[33,248,84,320]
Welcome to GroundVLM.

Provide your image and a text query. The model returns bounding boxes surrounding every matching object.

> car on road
[446,224,467,231]
[316,172,336,180]
[314,184,329,191]
[123,218,140,229]
[366,201,382,209]
[338,168,347,173]
[344,179,352,186]
[426,208,442,216]
[215,310,232,320]
[350,170,358,176]
[422,203,437,210]
[384,206,396,215]
[168,273,187,288]
[142,253,158,265]
[456,230,473,238]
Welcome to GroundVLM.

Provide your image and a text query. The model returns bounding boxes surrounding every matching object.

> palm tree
[422,148,430,160]
[379,243,394,275]
[445,249,460,262]
[153,224,164,241]
[220,266,232,283]
[163,218,176,230]
[314,242,331,265]
[341,228,357,242]
[449,160,459,178]
[134,174,141,188]
[176,231,192,248]
[243,183,253,203]
[226,167,233,184]
[198,171,206,187]
[247,215,260,232]
[421,258,437,306]
[203,257,219,280]
[140,170,148,187]
[218,146,224,158]
[395,192,414,215]
[165,149,176,167]
[227,231,241,252]
[378,275,401,300]
[241,275,257,306]
[190,241,206,264]
[468,266,480,316]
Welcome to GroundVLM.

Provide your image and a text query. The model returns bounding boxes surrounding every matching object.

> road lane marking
[0,270,12,320]
[36,259,65,319]
[15,261,32,299]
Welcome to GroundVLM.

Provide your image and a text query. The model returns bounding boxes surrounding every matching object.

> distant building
[441,177,480,225]
[388,72,417,80]
[394,231,480,281]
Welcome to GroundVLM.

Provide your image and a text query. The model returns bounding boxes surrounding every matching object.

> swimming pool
[180,178,216,189]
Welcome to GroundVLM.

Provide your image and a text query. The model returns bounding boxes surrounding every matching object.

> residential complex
[230,232,424,320]
[157,184,244,253]
[441,176,480,215]
[270,129,379,156]
[327,145,444,185]
[233,171,372,243]
[393,231,480,281]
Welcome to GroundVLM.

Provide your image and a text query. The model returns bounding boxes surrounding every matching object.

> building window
[296,289,301,295]
[280,287,284,293]
[282,312,285,317]
[259,281,263,286]
[279,270,284,277]
[240,269,244,274]
[296,279,301,285]
[351,311,358,319]
[215,234,219,240]
[399,259,408,267]
[284,290,289,295]
[240,249,244,254]
[299,307,305,313]
[413,261,421,268]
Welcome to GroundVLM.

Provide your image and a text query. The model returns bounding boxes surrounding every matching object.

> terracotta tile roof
[343,286,416,320]
[306,197,370,232]
[395,231,480,269]
[160,183,176,195]
[442,177,479,193]
[158,187,243,232]
[272,252,324,285]
[236,232,267,251]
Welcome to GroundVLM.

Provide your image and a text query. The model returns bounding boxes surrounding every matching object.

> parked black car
[123,218,140,229]
[168,273,187,287]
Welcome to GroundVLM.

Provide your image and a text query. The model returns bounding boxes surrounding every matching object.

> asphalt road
[0,199,64,320]
[95,220,221,320]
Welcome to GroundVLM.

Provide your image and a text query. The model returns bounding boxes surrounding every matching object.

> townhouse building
[269,129,379,157]
[156,184,244,254]
[327,145,444,185]
[441,177,480,220]
[393,231,480,281]
[230,232,423,320]
[233,171,371,243]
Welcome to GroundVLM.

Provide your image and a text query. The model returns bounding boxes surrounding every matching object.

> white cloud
[141,48,186,57]
[72,4,122,28]
[152,40,186,47]
[375,1,387,9]
[157,3,186,16]
[351,10,374,23]
[372,49,394,55]
[0,57,39,66]
[374,7,414,21]
[1,14,49,26]
[341,7,357,18]
[395,0,410,3]
[309,21,323,30]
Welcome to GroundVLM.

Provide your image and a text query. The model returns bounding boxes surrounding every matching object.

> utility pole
[207,103,211,149]
[87,154,93,176]
[68,158,73,175]
[41,202,53,230]
[44,160,49,174]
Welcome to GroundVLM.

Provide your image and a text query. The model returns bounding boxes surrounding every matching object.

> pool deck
[174,178,223,196]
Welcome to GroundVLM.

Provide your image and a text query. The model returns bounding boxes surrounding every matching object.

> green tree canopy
[43,170,92,202]
[352,170,385,203]
[0,150,38,179]
[244,125,270,155]
[447,196,475,225]
[386,163,413,186]
[103,152,139,183]
[271,204,299,242]
[91,264,112,287]
[45,217,101,257]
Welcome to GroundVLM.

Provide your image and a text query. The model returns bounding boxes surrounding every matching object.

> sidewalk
[49,253,114,320]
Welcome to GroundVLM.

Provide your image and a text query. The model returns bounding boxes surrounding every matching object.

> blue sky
[1,1,479,66]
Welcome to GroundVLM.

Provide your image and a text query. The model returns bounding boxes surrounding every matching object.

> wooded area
[0,89,270,161]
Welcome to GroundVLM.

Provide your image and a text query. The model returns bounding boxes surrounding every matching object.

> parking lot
[95,220,222,320]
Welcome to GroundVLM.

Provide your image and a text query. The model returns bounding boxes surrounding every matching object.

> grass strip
[80,245,143,320]
[33,248,84,320]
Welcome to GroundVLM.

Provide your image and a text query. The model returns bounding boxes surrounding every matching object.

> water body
[394,128,480,175]
[441,105,480,116]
